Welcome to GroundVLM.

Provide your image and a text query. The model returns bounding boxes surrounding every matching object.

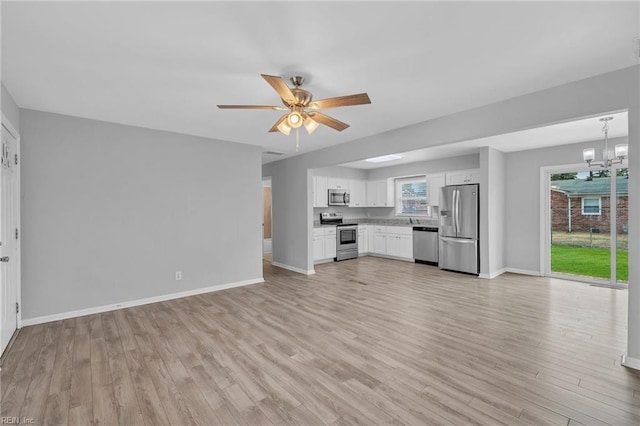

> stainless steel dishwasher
[413,226,439,265]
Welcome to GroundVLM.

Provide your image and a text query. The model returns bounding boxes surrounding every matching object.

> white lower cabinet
[315,224,413,262]
[357,225,369,254]
[324,227,336,260]
[373,226,387,254]
[373,226,413,259]
[386,233,413,259]
[314,227,336,262]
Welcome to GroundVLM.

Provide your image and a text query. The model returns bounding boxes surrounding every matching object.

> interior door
[1,124,19,354]
[262,185,272,254]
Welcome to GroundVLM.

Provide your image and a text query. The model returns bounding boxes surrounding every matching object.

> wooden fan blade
[308,93,371,109]
[268,114,289,134]
[261,74,295,104]
[309,112,350,132]
[217,105,287,110]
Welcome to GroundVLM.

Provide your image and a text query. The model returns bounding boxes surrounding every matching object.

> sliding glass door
[548,166,627,285]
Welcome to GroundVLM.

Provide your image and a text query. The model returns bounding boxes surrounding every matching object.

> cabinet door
[349,179,366,207]
[373,233,386,254]
[398,235,413,259]
[325,235,336,259]
[368,226,374,252]
[315,176,328,207]
[467,169,481,184]
[383,179,395,207]
[327,178,349,190]
[313,235,325,261]
[385,235,398,256]
[358,230,365,254]
[366,181,377,206]
[446,172,467,186]
[376,181,386,206]
[427,173,445,206]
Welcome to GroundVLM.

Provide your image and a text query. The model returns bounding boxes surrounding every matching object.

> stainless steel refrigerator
[439,184,479,274]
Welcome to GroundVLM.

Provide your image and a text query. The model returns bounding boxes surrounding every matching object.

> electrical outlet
[175,271,182,281]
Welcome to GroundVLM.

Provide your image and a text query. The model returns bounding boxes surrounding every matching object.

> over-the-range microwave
[328,189,350,206]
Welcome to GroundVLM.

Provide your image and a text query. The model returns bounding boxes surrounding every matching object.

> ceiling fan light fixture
[277,120,292,135]
[303,115,319,135]
[287,111,303,128]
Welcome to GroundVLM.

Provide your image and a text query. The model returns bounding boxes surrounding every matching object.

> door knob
[0,256,9,262]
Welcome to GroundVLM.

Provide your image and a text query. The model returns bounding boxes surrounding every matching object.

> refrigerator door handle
[440,236,476,243]
[453,189,459,234]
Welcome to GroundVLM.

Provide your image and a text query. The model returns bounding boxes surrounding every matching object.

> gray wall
[20,109,263,320]
[2,83,20,129]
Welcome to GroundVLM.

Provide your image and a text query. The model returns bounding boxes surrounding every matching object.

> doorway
[544,165,628,286]
[1,119,21,355]
[263,178,272,256]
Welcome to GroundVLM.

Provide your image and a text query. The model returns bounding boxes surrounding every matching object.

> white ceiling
[339,111,630,169]
[2,2,639,164]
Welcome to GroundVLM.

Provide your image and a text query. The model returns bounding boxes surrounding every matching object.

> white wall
[20,109,264,321]
[1,82,20,129]
[480,147,506,278]
[365,154,479,181]
[313,165,367,180]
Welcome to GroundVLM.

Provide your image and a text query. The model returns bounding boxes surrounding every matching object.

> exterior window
[581,197,601,215]
[396,176,430,216]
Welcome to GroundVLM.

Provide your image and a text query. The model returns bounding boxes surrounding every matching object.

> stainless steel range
[320,212,358,261]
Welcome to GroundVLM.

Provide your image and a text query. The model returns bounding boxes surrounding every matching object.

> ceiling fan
[218,74,371,135]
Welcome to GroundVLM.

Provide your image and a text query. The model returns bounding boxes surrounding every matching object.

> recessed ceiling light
[364,154,403,163]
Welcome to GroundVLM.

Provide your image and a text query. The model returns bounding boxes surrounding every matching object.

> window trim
[395,175,431,217]
[581,197,601,216]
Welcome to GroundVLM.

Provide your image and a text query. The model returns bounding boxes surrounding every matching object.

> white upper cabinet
[313,176,328,208]
[445,169,481,185]
[327,177,349,190]
[366,179,394,207]
[349,179,366,207]
[426,173,445,206]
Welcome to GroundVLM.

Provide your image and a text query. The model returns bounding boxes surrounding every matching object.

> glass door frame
[540,163,627,288]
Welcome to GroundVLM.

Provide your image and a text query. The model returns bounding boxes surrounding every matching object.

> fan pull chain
[295,128,300,152]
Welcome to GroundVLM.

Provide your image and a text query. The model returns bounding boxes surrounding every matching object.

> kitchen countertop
[314,218,438,228]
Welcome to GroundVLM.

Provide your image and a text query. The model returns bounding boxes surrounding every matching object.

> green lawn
[551,245,628,282]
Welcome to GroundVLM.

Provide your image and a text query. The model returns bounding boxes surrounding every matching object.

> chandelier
[582,116,627,168]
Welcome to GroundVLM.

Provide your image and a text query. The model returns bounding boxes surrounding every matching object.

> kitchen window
[396,176,430,216]
[581,197,601,215]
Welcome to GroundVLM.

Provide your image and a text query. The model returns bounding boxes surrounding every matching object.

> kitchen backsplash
[313,205,439,226]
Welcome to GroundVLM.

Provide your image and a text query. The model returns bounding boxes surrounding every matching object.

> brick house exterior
[550,177,628,233]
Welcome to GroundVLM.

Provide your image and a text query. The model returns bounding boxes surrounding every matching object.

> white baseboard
[21,277,264,327]
[622,354,640,370]
[272,261,316,275]
[367,253,414,262]
[479,268,506,279]
[505,267,542,276]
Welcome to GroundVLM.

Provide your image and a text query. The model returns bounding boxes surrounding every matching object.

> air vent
[263,151,284,156]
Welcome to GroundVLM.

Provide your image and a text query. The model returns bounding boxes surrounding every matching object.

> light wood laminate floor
[2,257,640,425]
